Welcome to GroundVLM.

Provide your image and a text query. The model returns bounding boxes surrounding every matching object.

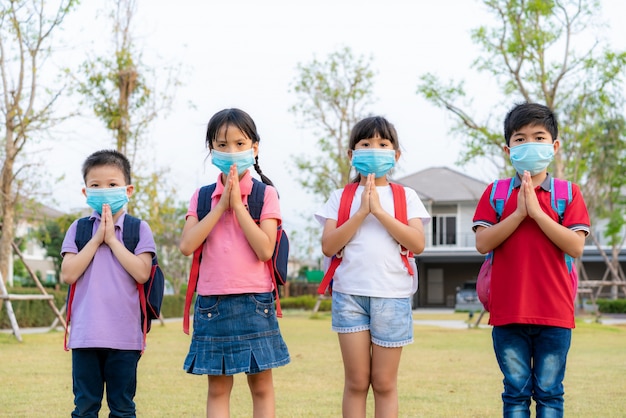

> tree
[416,0,626,294]
[0,0,78,285]
[71,0,188,292]
[73,0,178,162]
[289,46,378,202]
[288,46,378,265]
[131,171,189,294]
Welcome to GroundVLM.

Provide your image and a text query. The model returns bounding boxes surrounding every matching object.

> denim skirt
[183,292,290,376]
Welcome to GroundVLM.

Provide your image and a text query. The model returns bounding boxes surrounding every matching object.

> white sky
[39,0,626,238]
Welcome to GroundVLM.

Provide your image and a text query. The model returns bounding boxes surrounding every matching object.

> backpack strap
[317,182,359,295]
[247,180,285,317]
[551,177,575,274]
[65,217,94,351]
[122,215,151,351]
[247,179,265,221]
[390,183,414,276]
[122,214,141,253]
[65,214,148,351]
[184,181,274,333]
[184,184,217,335]
[196,183,217,220]
[489,177,514,221]
[482,178,515,270]
[550,177,572,222]
[74,217,95,251]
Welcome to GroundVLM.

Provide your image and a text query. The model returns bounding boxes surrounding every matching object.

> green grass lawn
[1,310,625,417]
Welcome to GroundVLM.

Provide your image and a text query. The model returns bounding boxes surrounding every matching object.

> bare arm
[61,239,101,285]
[372,211,426,255]
[179,173,231,256]
[228,166,277,261]
[523,177,586,257]
[477,171,585,257]
[320,182,370,257]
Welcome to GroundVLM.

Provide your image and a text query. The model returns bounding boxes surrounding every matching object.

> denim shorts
[183,293,290,376]
[331,291,414,347]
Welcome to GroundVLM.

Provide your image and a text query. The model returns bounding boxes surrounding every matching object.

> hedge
[1,288,330,329]
[595,298,626,314]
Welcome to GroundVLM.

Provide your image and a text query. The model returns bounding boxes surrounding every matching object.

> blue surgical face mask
[508,142,555,176]
[85,187,129,215]
[351,149,396,178]
[211,148,255,176]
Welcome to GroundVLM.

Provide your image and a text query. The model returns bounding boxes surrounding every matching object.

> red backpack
[317,182,416,295]
[476,177,576,311]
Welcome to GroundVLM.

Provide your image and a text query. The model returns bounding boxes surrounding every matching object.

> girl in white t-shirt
[315,116,430,417]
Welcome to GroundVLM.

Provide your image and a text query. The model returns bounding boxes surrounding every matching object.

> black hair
[205,108,274,187]
[82,149,132,185]
[348,116,399,183]
[504,102,558,146]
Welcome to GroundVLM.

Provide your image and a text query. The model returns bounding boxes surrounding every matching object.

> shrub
[280,295,331,311]
[0,289,330,330]
[596,298,626,314]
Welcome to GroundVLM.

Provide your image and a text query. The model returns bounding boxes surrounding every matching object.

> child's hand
[514,174,529,219]
[229,164,244,210]
[523,171,543,219]
[92,208,106,245]
[215,170,233,212]
[357,175,371,215]
[368,174,383,214]
[101,204,118,246]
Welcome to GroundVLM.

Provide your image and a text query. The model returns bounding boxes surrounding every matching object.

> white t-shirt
[315,184,431,298]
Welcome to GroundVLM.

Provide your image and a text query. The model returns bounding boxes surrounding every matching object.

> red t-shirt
[472,174,590,328]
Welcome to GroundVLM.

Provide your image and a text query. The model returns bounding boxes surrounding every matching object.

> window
[432,215,456,246]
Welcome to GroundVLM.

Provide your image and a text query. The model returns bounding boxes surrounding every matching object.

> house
[396,166,626,308]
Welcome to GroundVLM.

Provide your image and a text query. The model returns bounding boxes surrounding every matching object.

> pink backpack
[476,177,577,311]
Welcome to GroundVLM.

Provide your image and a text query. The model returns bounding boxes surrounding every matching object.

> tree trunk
[0,127,17,286]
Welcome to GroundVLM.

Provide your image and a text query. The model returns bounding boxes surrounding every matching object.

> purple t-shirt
[61,212,156,350]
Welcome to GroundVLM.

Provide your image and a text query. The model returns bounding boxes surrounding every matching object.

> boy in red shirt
[472,102,590,417]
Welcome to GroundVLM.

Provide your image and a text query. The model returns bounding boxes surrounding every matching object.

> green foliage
[280,295,331,311]
[289,46,377,201]
[69,0,186,293]
[0,290,187,328]
[130,171,190,295]
[0,0,79,290]
[34,214,78,283]
[416,0,626,281]
[0,288,68,328]
[596,298,626,314]
[0,290,331,328]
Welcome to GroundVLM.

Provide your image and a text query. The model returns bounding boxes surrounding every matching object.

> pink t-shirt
[186,172,281,295]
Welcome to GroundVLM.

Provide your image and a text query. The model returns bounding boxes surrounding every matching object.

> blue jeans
[72,348,141,418]
[492,325,571,418]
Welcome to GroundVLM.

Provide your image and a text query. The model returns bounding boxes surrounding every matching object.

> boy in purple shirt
[61,149,156,417]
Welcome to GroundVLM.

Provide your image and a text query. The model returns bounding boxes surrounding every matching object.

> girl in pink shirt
[179,108,290,417]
